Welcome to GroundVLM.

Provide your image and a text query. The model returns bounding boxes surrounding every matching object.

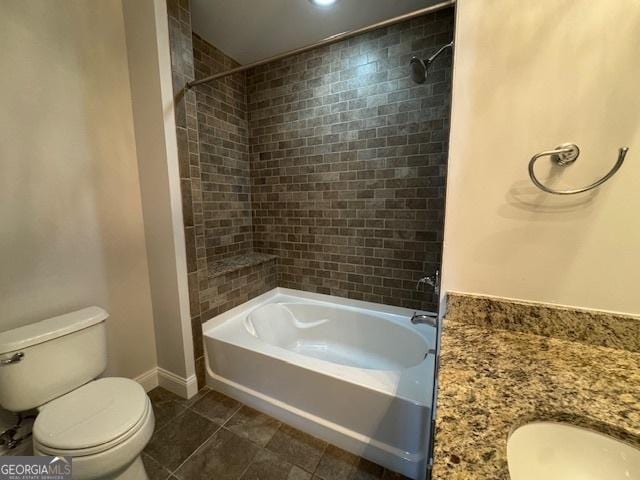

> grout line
[235,453,257,480]
[150,405,189,437]
[264,422,330,476]
[166,397,246,476]
[169,422,223,478]
[179,400,259,480]
[221,403,244,427]
[312,441,330,476]
[184,400,242,426]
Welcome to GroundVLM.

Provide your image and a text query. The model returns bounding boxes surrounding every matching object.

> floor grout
[235,453,257,480]
[221,402,244,427]
[314,440,330,475]
[168,421,224,478]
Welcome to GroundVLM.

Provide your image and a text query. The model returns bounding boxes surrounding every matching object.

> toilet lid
[34,378,147,451]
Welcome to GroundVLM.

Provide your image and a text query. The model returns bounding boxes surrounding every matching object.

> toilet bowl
[0,308,155,480]
[33,378,155,480]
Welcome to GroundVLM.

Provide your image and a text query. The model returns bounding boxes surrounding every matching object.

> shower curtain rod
[186,0,455,89]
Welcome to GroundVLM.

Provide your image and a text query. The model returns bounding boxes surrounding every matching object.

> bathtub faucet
[410,312,438,327]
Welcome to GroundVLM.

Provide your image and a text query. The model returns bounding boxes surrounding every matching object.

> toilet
[0,307,155,480]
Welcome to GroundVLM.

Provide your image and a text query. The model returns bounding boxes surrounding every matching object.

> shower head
[410,41,454,84]
[410,57,428,84]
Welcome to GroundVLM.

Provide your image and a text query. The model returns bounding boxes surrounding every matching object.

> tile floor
[143,387,410,480]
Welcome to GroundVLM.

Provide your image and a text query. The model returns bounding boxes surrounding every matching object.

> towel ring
[528,143,629,195]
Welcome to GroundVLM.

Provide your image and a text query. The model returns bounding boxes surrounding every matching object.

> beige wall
[443,0,640,315]
[0,0,158,377]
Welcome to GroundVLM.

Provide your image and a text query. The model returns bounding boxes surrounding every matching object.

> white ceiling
[191,0,444,65]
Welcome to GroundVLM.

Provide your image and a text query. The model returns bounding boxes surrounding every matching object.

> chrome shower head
[409,41,454,84]
[410,57,428,84]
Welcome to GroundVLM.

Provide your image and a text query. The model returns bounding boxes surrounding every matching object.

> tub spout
[410,312,438,327]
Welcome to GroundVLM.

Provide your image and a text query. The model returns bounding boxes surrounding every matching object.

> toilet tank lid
[0,307,108,354]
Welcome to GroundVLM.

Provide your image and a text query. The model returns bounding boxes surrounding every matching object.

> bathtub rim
[202,287,437,405]
[203,287,436,329]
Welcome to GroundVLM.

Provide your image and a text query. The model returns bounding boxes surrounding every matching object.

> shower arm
[426,41,454,66]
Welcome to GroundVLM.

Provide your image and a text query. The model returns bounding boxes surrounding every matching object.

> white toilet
[0,307,155,480]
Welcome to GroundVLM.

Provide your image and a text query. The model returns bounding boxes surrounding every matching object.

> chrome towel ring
[528,143,629,195]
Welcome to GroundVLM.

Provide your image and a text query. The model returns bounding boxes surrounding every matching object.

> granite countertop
[432,319,640,480]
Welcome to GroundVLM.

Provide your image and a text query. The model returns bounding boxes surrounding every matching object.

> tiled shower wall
[247,10,453,311]
[192,33,253,263]
[167,0,453,386]
[191,32,277,381]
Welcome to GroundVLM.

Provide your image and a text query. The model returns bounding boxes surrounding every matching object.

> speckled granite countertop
[432,319,640,480]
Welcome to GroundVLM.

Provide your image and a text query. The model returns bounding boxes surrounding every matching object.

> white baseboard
[157,367,198,399]
[134,367,160,392]
[134,367,197,399]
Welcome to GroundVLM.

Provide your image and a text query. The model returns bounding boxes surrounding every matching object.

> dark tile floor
[143,387,410,480]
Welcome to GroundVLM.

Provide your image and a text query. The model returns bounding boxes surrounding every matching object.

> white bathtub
[203,288,436,479]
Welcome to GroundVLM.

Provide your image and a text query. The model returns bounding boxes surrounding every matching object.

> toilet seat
[34,377,148,456]
[33,377,155,480]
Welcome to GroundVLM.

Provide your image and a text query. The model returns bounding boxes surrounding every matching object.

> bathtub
[202,288,436,479]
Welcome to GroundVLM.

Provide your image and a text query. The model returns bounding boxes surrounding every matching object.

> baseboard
[134,367,160,392]
[157,367,198,399]
[134,367,197,399]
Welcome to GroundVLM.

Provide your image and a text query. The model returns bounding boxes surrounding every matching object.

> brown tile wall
[201,259,277,320]
[247,9,454,311]
[192,33,253,263]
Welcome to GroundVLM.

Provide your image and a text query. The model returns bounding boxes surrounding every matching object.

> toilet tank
[0,307,108,412]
